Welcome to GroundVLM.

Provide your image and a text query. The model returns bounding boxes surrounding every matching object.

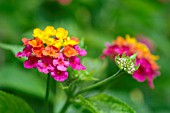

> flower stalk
[75,69,123,96]
[45,74,50,101]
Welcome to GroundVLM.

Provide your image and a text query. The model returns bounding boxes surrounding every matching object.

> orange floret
[113,36,126,46]
[33,47,44,57]
[43,46,60,58]
[28,38,44,47]
[63,46,78,57]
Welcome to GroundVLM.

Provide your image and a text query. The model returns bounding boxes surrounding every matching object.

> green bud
[115,53,140,74]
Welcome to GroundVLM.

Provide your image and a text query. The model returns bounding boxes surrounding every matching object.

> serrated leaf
[88,93,136,113]
[78,95,98,113]
[0,90,34,113]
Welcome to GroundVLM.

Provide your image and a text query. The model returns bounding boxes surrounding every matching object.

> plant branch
[75,70,123,95]
[45,74,50,101]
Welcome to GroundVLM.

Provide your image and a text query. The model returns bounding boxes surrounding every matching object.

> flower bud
[115,53,140,74]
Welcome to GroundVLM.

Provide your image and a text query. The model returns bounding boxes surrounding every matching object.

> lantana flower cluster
[16,26,87,82]
[102,35,160,88]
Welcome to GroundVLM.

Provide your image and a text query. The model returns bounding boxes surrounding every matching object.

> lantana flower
[16,26,87,82]
[101,35,160,89]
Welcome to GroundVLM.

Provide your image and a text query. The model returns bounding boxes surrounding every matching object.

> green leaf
[0,42,23,55]
[77,95,98,113]
[88,93,136,113]
[0,64,46,99]
[0,90,34,113]
[0,42,27,62]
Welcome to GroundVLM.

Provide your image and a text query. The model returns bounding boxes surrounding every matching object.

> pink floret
[51,69,68,82]
[69,56,86,70]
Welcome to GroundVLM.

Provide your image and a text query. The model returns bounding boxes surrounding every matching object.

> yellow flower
[44,26,56,36]
[56,28,68,39]
[32,28,42,37]
[32,26,79,48]
[63,38,79,46]
[41,37,55,46]
[33,30,54,45]
[54,39,63,48]
[126,34,137,45]
[149,54,159,60]
[136,43,149,53]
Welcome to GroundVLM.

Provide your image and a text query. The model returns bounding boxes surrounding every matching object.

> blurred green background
[0,0,170,113]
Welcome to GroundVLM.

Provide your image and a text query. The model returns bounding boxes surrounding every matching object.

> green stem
[45,74,50,101]
[76,70,123,95]
[59,78,78,113]
[44,74,51,113]
[60,96,70,113]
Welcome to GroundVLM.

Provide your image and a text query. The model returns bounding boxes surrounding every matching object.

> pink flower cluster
[102,35,160,88]
[16,27,87,82]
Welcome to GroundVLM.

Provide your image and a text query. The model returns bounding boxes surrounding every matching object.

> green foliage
[0,42,23,55]
[0,64,46,99]
[78,95,98,113]
[89,93,135,113]
[77,93,135,113]
[0,90,34,113]
[0,0,170,112]
[0,43,47,99]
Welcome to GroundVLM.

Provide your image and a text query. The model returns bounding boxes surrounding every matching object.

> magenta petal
[147,72,156,89]
[53,54,69,71]
[102,45,130,60]
[53,54,64,65]
[51,70,68,82]
[64,61,69,67]
[16,45,32,58]
[75,64,86,70]
[37,62,49,74]
[69,56,86,70]
[148,79,154,89]
[57,65,67,71]
[74,45,87,56]
[38,67,49,74]
[69,56,79,69]
[53,59,59,66]
[24,56,39,69]
[37,56,54,74]
[16,52,23,57]
[79,49,87,56]
[133,70,146,82]
[133,58,159,88]
[74,45,80,51]
[24,60,34,69]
